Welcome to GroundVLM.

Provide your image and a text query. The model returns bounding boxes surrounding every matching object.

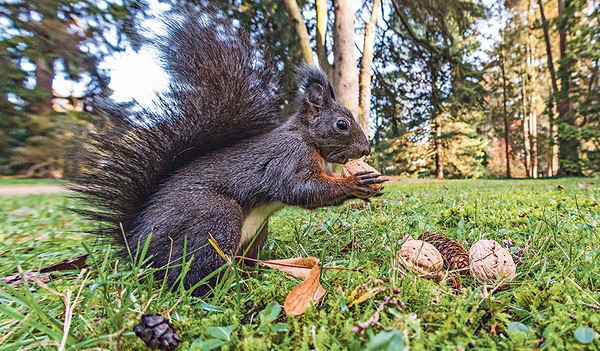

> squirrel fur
[71,5,385,293]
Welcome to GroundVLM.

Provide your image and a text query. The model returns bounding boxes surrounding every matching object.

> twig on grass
[580,302,600,310]
[352,287,404,336]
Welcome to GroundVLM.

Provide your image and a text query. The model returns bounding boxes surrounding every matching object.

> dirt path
[0,185,70,196]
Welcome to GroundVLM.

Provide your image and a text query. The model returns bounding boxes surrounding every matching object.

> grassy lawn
[1,178,599,350]
[0,178,62,187]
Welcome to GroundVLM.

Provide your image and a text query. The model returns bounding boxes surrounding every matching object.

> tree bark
[522,72,531,177]
[537,0,559,176]
[435,117,443,179]
[531,105,538,178]
[528,0,538,178]
[556,0,580,176]
[315,0,332,80]
[31,59,54,114]
[283,0,314,65]
[500,35,511,179]
[538,0,559,94]
[332,0,359,118]
[357,0,381,134]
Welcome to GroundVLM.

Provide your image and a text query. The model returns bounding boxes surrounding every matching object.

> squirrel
[71,5,386,293]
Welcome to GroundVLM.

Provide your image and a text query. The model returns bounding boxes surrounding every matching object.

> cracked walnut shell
[469,240,516,284]
[397,239,443,278]
[342,160,382,190]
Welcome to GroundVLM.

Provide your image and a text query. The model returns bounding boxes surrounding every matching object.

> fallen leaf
[0,254,88,287]
[261,257,329,315]
[261,257,319,281]
[283,262,326,315]
[1,271,54,288]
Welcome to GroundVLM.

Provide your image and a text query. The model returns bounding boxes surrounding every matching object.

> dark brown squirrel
[71,5,386,293]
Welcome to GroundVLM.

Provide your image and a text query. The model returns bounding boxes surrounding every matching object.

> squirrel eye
[336,120,348,130]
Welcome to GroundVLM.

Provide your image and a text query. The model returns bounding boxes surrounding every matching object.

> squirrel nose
[362,146,371,157]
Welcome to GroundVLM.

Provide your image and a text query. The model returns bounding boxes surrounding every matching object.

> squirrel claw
[353,170,375,177]
[359,177,386,185]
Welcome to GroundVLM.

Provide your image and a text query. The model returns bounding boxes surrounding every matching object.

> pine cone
[134,314,180,351]
[419,233,469,274]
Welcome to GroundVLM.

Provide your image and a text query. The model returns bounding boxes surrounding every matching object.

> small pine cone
[134,314,180,351]
[419,232,469,274]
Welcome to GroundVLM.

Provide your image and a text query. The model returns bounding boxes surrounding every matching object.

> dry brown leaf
[261,257,319,281]
[1,271,54,288]
[283,262,326,315]
[261,257,327,315]
[0,254,88,287]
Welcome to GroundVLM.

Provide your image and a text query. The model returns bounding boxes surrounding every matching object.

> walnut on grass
[397,238,444,279]
[469,239,516,286]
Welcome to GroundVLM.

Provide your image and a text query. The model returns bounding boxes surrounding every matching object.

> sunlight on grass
[0,178,599,349]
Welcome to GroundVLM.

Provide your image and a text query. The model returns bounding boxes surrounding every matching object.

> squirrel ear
[296,64,332,116]
[305,83,324,110]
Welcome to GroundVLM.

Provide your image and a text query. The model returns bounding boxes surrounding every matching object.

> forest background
[0,0,598,180]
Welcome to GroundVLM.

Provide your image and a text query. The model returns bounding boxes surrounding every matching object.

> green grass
[0,178,62,187]
[1,178,599,350]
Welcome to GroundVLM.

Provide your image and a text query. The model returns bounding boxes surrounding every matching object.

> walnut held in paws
[469,239,516,285]
[397,239,444,278]
[342,160,382,190]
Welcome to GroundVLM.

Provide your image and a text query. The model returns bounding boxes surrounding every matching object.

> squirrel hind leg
[134,192,245,294]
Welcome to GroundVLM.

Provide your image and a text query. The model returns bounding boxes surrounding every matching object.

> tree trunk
[283,0,314,65]
[522,72,531,177]
[581,66,598,126]
[537,0,559,176]
[528,1,538,178]
[315,0,332,80]
[357,0,381,134]
[31,59,54,114]
[556,0,580,176]
[500,36,511,179]
[537,0,559,94]
[435,117,443,179]
[332,0,359,118]
[550,121,559,176]
[531,105,538,178]
[429,58,443,179]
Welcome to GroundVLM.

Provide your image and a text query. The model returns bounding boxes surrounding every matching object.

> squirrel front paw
[348,171,387,199]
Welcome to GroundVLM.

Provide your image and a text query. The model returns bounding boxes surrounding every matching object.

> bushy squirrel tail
[70,5,282,243]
